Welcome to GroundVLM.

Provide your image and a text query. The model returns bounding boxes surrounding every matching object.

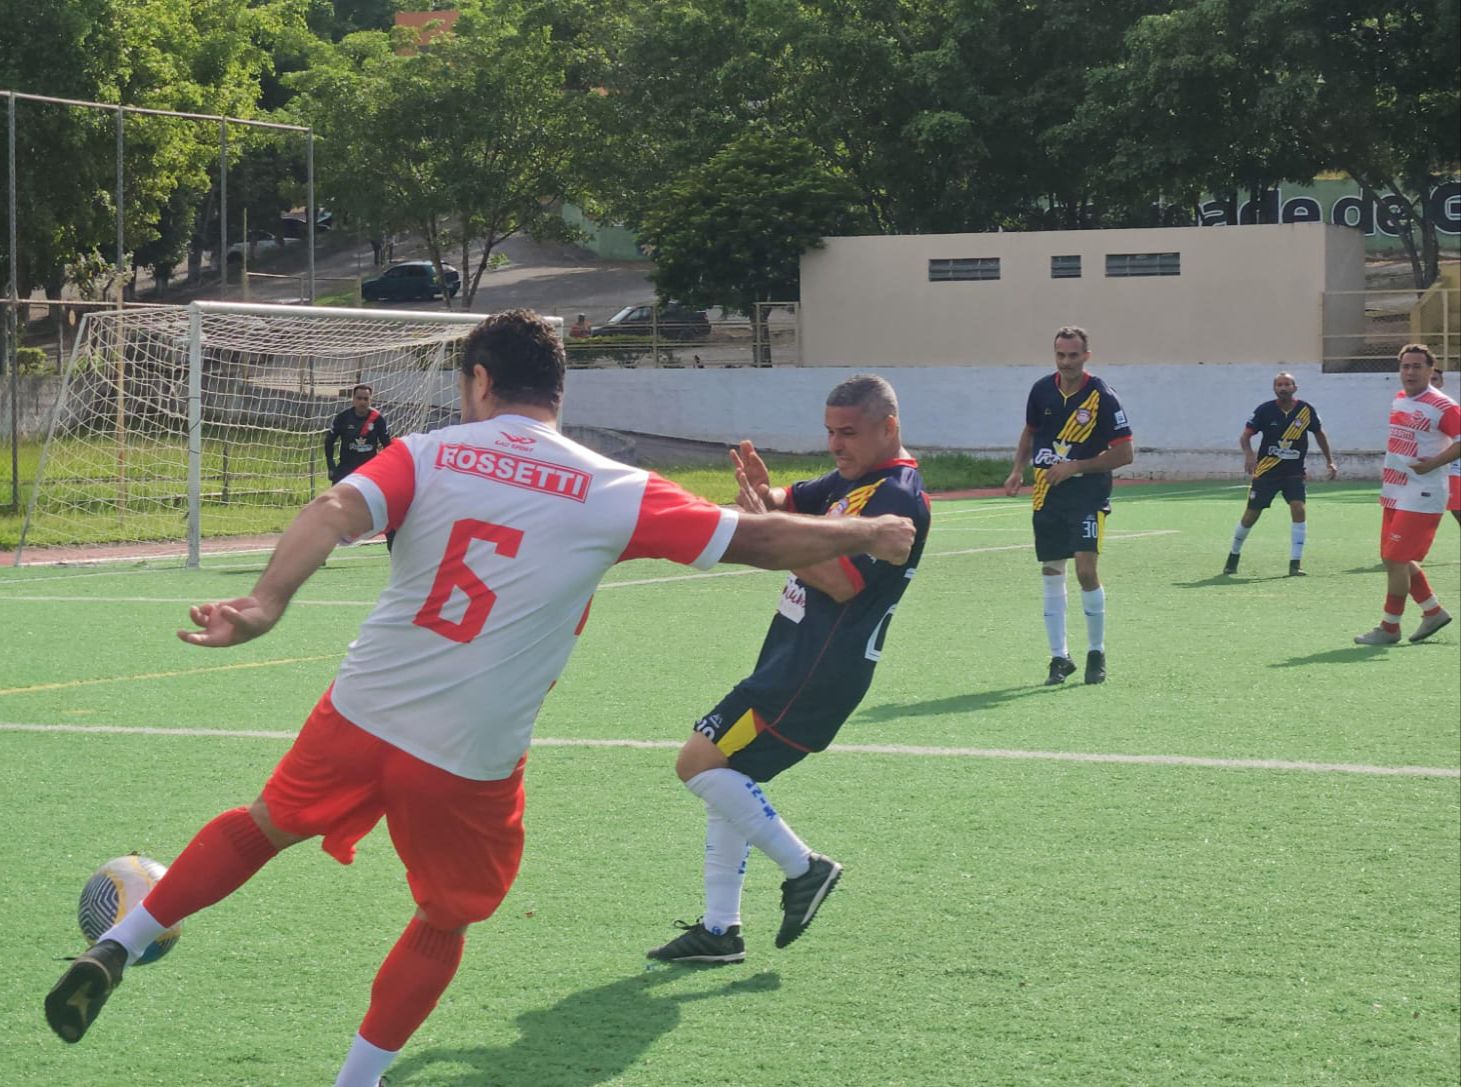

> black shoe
[45,939,127,1044]
[1044,656,1077,686]
[1288,559,1305,577]
[647,919,745,964]
[1223,553,1240,575]
[776,854,842,949]
[1085,650,1107,685]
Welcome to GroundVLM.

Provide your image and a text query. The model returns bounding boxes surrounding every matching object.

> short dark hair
[460,310,565,409]
[352,383,373,396]
[1054,326,1089,349]
[826,373,898,419]
[1398,342,1436,368]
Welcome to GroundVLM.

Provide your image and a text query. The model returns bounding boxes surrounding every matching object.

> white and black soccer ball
[77,854,181,965]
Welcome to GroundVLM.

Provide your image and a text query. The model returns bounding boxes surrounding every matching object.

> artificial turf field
[1,480,1457,1086]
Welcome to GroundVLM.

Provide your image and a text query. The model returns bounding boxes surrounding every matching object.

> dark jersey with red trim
[1246,399,1322,480]
[326,406,392,478]
[730,459,930,744]
[1025,373,1132,512]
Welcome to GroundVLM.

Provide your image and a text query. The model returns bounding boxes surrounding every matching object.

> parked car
[590,302,710,342]
[278,212,332,239]
[361,260,461,302]
[225,230,290,263]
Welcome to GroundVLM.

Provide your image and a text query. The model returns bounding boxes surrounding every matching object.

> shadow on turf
[855,684,1077,722]
[388,970,780,1085]
[1271,646,1399,667]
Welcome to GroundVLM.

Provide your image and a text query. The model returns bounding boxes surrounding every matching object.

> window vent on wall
[929,257,1001,281]
[1105,252,1180,277]
[1051,255,1082,279]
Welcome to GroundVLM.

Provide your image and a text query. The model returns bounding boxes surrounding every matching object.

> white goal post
[17,301,562,567]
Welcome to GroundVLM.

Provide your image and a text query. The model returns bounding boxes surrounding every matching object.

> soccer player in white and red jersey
[43,310,917,1087]
[1431,365,1461,524]
[1354,343,1460,646]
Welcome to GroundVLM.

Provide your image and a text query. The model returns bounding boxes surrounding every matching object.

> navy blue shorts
[1247,475,1305,510]
[1032,506,1106,563]
[694,688,840,783]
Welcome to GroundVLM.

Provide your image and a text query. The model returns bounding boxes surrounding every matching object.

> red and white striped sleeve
[617,473,739,569]
[339,438,417,537]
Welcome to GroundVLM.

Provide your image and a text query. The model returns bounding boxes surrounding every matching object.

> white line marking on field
[1,530,1181,606]
[0,722,1453,778]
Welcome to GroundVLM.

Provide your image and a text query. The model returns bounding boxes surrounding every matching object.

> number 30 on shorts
[1080,513,1100,540]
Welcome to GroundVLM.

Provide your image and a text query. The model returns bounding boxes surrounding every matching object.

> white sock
[333,1032,398,1087]
[1042,575,1068,657]
[686,768,810,877]
[1290,522,1306,560]
[1082,587,1106,652]
[101,903,166,967]
[702,808,750,933]
[1231,523,1251,554]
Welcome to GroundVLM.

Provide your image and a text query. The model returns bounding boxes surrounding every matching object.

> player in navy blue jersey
[1004,327,1134,686]
[648,375,931,964]
[1223,373,1337,576]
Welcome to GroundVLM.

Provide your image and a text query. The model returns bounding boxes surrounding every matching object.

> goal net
[17,301,558,566]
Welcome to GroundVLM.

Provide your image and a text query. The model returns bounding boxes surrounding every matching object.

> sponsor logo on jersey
[1267,441,1301,460]
[435,443,590,501]
[1391,409,1432,432]
[496,431,537,450]
[1033,441,1072,467]
[777,574,807,623]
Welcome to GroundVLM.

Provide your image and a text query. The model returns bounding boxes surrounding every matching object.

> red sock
[142,807,281,928]
[360,919,465,1052]
[1409,570,1434,606]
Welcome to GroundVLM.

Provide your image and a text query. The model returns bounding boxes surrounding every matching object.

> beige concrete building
[798,223,1365,367]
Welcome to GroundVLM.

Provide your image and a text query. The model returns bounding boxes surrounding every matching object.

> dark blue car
[362,260,462,302]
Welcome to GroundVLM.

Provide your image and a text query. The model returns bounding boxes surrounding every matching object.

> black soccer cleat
[1223,553,1241,575]
[45,938,127,1044]
[1085,650,1107,685]
[647,919,745,964]
[776,853,842,949]
[1044,656,1077,686]
[1288,559,1306,577]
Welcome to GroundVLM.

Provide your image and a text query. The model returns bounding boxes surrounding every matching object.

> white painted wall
[561,362,1403,478]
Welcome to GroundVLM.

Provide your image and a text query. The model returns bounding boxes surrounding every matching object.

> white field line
[0,721,1453,778]
[0,530,1180,607]
[0,485,1238,587]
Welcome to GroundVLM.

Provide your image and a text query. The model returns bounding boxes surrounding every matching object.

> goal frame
[19,300,548,568]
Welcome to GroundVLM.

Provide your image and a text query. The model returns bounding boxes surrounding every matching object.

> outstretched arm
[720,510,913,571]
[178,486,374,647]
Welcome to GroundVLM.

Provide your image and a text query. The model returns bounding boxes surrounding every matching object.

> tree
[294,3,588,308]
[0,0,311,299]
[639,128,865,363]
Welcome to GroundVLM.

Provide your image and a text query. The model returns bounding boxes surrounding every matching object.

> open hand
[177,597,280,647]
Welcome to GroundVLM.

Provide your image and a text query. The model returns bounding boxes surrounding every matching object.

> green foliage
[290,4,587,308]
[14,346,51,374]
[640,128,864,318]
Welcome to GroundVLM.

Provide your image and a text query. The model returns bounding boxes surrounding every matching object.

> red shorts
[1379,506,1443,564]
[262,689,526,929]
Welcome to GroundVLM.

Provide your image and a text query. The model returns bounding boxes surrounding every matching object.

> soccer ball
[77,854,182,965]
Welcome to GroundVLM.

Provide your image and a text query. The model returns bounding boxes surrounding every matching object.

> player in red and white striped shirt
[1354,343,1460,646]
[44,311,917,1087]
